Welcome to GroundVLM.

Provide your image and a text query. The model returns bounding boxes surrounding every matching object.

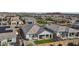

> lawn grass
[34,39,53,44]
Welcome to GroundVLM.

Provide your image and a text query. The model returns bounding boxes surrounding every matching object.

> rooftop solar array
[0,26,13,33]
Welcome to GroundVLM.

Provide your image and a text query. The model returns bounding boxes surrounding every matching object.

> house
[0,13,17,26]
[0,16,23,26]
[21,24,52,40]
[21,17,36,24]
[0,16,8,26]
[0,26,17,46]
[9,16,23,26]
[71,20,79,29]
[44,24,79,40]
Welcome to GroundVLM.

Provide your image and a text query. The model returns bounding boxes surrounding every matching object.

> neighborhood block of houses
[44,24,79,40]
[0,12,79,46]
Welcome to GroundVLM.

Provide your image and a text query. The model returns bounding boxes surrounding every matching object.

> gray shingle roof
[44,24,79,33]
[22,24,51,34]
[37,27,45,34]
[44,24,66,32]
[69,28,79,32]
[0,26,13,33]
[22,24,34,34]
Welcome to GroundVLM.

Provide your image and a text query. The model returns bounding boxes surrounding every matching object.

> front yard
[34,39,53,44]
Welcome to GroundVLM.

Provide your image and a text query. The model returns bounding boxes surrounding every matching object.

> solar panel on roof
[0,26,13,33]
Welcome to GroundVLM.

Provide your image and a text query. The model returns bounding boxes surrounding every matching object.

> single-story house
[0,26,17,46]
[44,24,79,40]
[21,24,53,40]
[71,20,79,29]
[21,17,36,24]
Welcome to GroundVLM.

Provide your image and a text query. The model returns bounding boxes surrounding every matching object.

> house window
[59,32,66,37]
[3,18,7,21]
[46,34,49,38]
[39,35,45,39]
[59,32,62,35]
[32,34,38,37]
[32,34,35,37]
[28,22,32,24]
[7,39,12,42]
[69,33,74,37]
[17,22,19,25]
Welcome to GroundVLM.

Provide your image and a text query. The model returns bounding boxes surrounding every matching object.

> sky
[0,0,79,13]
